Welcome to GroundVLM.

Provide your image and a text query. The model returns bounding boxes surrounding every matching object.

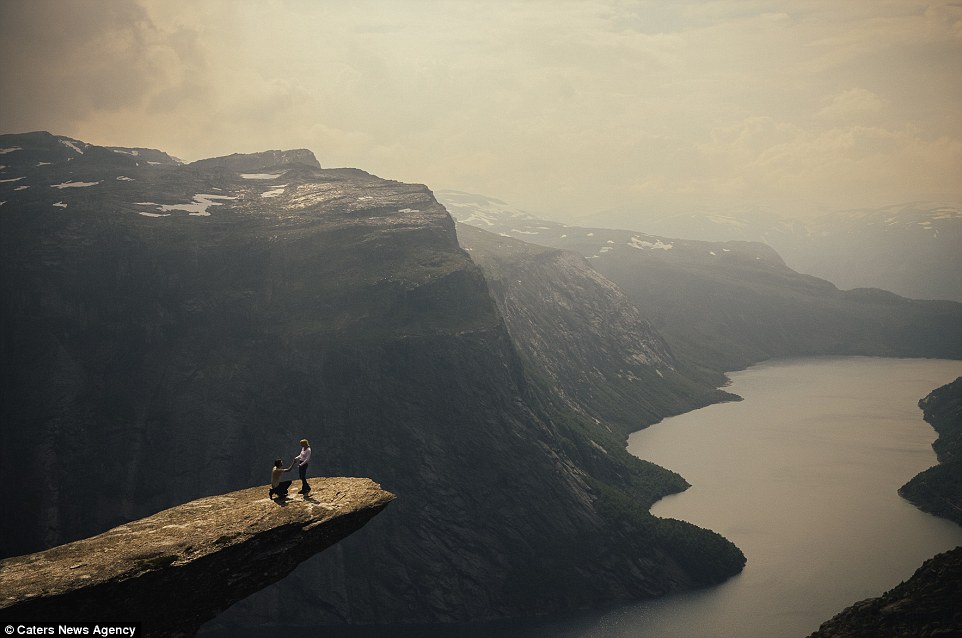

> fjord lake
[608,356,962,638]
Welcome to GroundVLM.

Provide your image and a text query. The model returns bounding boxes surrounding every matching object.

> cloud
[0,0,208,136]
[817,88,886,120]
[1,0,959,218]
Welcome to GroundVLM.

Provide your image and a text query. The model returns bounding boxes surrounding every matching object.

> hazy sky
[1,0,960,221]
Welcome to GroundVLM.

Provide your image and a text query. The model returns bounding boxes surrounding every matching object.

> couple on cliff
[269,439,312,500]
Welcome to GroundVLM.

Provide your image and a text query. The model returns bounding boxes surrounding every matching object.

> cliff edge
[0,477,395,637]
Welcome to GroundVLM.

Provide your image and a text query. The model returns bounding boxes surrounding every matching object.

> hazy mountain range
[580,202,962,303]
[439,190,962,372]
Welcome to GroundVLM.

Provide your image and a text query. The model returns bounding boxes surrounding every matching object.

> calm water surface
[211,357,962,638]
[579,356,962,638]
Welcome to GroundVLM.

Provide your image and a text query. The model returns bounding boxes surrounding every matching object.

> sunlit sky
[1,0,960,221]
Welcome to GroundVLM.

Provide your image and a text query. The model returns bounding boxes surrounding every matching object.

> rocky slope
[0,478,394,637]
[456,223,735,435]
[899,376,962,525]
[806,546,962,638]
[438,191,962,372]
[0,132,744,630]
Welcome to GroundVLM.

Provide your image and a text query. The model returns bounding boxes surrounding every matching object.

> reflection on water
[204,357,962,638]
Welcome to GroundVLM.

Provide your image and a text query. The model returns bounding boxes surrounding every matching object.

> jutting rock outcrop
[0,477,395,637]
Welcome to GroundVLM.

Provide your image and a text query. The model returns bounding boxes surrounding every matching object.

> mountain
[456,223,735,435]
[591,202,962,303]
[438,191,962,372]
[0,132,744,629]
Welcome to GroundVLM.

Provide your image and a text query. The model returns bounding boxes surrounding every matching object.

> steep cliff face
[456,223,735,434]
[0,478,394,637]
[0,132,743,628]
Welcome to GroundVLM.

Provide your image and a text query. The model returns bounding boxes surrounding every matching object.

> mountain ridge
[574,200,962,303]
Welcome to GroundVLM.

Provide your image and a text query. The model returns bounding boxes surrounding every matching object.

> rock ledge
[0,477,395,637]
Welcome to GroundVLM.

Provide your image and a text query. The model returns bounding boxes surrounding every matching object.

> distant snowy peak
[439,189,784,268]
[819,203,962,234]
[435,189,541,228]
[628,201,962,302]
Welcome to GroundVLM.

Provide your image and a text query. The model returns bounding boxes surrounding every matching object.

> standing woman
[294,439,312,494]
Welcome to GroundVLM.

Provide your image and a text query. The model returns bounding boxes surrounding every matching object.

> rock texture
[456,223,735,435]
[0,477,394,637]
[806,547,962,638]
[900,376,962,525]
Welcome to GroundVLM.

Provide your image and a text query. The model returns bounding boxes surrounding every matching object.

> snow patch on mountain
[136,194,237,217]
[435,189,539,229]
[629,237,673,251]
[241,173,284,180]
[0,147,22,155]
[59,139,84,154]
[261,185,287,198]
[51,181,100,189]
[0,177,24,183]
